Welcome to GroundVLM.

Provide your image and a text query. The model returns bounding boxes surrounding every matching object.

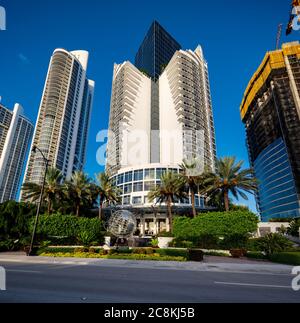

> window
[145,168,155,180]
[156,168,167,179]
[117,174,124,185]
[134,169,143,181]
[124,171,133,183]
[124,183,132,194]
[144,181,155,191]
[132,196,142,205]
[133,182,143,192]
[123,195,131,205]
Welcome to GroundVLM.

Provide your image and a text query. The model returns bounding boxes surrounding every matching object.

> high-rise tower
[0,102,33,202]
[22,49,94,192]
[240,42,300,221]
[106,22,216,233]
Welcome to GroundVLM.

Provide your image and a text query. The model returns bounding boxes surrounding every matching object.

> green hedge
[31,214,104,244]
[173,211,258,240]
[155,248,189,258]
[40,252,186,262]
[269,252,300,266]
[0,201,36,251]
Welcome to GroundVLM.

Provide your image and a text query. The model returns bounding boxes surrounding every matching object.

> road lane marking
[0,259,88,266]
[7,269,41,274]
[214,281,291,289]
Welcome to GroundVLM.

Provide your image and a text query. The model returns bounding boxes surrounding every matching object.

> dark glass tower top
[135,21,182,81]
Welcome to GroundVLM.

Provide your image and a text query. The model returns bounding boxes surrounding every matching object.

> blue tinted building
[254,138,299,221]
[241,42,300,221]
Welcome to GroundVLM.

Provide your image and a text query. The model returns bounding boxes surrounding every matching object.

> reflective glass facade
[254,138,300,221]
[135,21,181,81]
[111,166,205,208]
[241,43,300,221]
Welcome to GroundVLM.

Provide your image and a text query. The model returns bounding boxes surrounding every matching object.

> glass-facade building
[0,103,33,202]
[241,42,300,221]
[21,49,94,193]
[106,21,216,234]
[254,138,299,221]
[111,165,205,208]
[135,21,182,81]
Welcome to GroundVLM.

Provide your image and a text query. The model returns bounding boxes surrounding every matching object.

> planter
[104,236,111,247]
[188,249,204,262]
[230,249,246,258]
[158,237,174,249]
[24,246,38,256]
[24,246,30,256]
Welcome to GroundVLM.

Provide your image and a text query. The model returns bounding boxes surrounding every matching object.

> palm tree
[202,157,257,212]
[22,167,63,214]
[179,158,202,218]
[64,171,94,217]
[148,171,186,232]
[96,172,121,220]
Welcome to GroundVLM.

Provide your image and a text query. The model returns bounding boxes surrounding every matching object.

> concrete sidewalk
[0,252,294,275]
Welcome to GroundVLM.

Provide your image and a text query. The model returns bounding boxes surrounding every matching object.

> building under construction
[240,42,300,222]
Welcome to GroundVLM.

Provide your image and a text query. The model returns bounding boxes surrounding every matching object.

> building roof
[240,42,300,121]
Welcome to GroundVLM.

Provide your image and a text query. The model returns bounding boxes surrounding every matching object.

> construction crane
[276,24,283,49]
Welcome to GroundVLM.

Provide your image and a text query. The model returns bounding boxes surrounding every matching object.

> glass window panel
[124,171,133,183]
[124,183,132,194]
[133,182,143,192]
[132,196,142,205]
[144,181,156,191]
[145,169,155,180]
[134,170,143,181]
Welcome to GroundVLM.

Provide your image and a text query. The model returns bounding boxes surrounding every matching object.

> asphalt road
[0,259,299,303]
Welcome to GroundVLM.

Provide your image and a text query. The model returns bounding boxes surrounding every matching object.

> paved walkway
[0,252,293,275]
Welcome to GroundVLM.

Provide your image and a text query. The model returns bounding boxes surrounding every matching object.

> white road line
[215,281,291,289]
[0,259,88,266]
[7,269,41,274]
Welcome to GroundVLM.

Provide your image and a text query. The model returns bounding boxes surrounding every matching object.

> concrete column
[153,217,158,235]
[166,218,170,232]
[140,217,145,236]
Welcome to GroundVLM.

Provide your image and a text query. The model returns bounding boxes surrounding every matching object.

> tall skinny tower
[22,49,94,191]
[0,102,33,202]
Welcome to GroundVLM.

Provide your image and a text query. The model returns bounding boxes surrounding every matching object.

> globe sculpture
[106,210,136,238]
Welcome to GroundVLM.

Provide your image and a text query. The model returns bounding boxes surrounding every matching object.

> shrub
[109,248,132,255]
[173,211,258,240]
[287,219,300,237]
[39,252,186,262]
[132,247,154,255]
[246,251,268,260]
[0,201,36,251]
[150,239,159,248]
[157,231,174,237]
[169,239,194,249]
[269,252,300,266]
[195,234,219,249]
[220,234,250,250]
[254,233,293,256]
[204,251,230,257]
[188,249,204,262]
[155,248,189,258]
[77,231,96,247]
[31,214,104,245]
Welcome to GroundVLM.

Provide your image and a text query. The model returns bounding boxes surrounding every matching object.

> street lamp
[28,145,49,256]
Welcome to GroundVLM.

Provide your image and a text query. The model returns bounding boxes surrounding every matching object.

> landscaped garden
[0,157,299,265]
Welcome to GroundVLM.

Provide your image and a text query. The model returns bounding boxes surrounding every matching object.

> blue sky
[0,0,299,211]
